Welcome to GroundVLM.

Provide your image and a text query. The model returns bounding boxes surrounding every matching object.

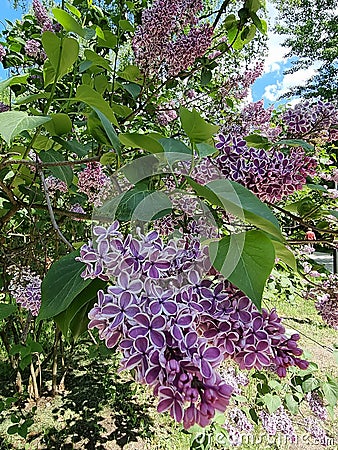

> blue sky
[0,1,317,107]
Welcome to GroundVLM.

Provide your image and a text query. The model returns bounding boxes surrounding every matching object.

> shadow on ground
[30,357,154,449]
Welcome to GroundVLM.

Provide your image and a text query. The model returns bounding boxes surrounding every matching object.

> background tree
[273,0,338,101]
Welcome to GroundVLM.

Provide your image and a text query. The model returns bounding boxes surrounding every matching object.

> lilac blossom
[283,100,338,143]
[45,175,68,197]
[32,0,54,32]
[132,0,212,77]
[191,133,317,203]
[24,39,41,58]
[306,391,328,420]
[0,102,10,112]
[8,265,42,316]
[77,162,111,207]
[259,407,297,443]
[310,274,338,330]
[78,221,309,429]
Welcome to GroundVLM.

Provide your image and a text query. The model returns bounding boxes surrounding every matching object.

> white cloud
[262,63,321,102]
[263,2,289,74]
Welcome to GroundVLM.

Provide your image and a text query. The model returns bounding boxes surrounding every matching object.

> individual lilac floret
[45,175,68,197]
[24,39,41,58]
[78,221,309,428]
[8,266,42,316]
[0,45,6,63]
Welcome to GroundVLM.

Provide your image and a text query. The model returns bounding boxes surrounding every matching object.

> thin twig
[213,0,231,28]
[1,155,100,168]
[38,168,74,250]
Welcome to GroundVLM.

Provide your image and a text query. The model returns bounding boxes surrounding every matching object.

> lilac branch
[38,168,74,250]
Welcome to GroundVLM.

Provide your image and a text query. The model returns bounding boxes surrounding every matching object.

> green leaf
[69,302,92,340]
[117,65,143,85]
[90,108,121,153]
[302,377,319,393]
[52,137,88,157]
[114,188,172,222]
[0,111,51,144]
[119,133,164,153]
[0,303,17,320]
[123,82,141,99]
[55,279,106,338]
[285,393,299,414]
[42,32,79,81]
[39,149,73,186]
[76,84,118,127]
[209,231,275,309]
[100,152,117,165]
[119,19,134,32]
[186,178,283,240]
[97,30,118,48]
[19,354,32,370]
[195,142,216,157]
[272,241,297,271]
[159,138,192,164]
[84,49,111,72]
[262,393,282,414]
[326,210,338,219]
[44,113,72,136]
[180,107,219,143]
[7,425,19,435]
[306,183,328,192]
[39,251,91,320]
[15,92,50,105]
[0,74,29,93]
[52,8,85,37]
[276,139,314,152]
[65,2,81,18]
[322,376,338,406]
[244,133,271,149]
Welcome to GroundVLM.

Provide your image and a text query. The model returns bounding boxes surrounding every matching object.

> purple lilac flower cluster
[0,44,6,63]
[219,62,264,101]
[191,134,317,203]
[77,162,111,207]
[309,274,338,330]
[239,101,282,140]
[132,0,213,77]
[45,175,68,197]
[156,101,178,126]
[223,407,253,446]
[24,39,41,58]
[306,391,328,421]
[0,102,10,112]
[259,407,297,442]
[32,0,54,32]
[70,203,86,220]
[8,266,41,316]
[77,221,308,428]
[283,100,338,143]
[303,417,331,446]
